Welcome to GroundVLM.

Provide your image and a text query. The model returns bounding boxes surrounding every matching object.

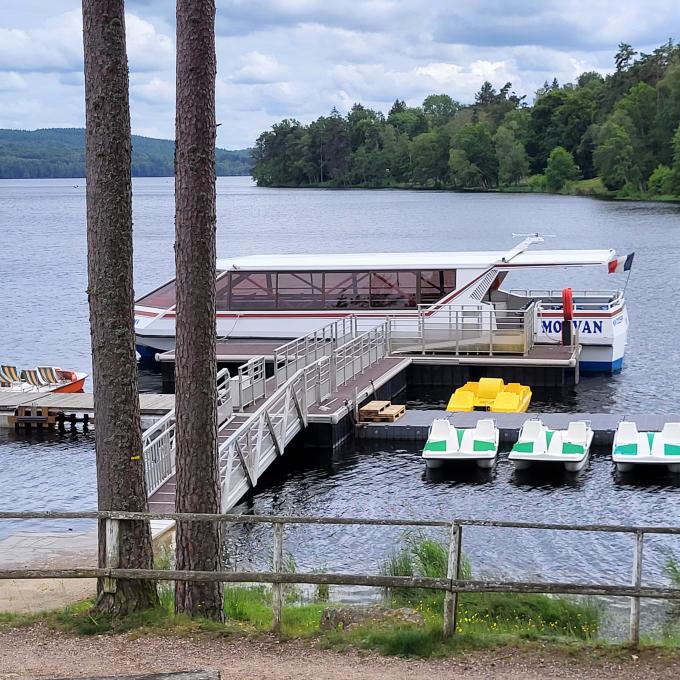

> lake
[1,177,680,634]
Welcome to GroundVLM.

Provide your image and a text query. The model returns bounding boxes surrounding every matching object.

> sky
[0,1,678,149]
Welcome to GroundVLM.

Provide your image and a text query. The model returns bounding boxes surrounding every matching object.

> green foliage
[0,128,251,179]
[494,124,529,185]
[423,94,460,128]
[593,115,639,190]
[648,165,674,195]
[251,40,680,198]
[544,146,580,192]
[452,123,498,187]
[381,533,599,642]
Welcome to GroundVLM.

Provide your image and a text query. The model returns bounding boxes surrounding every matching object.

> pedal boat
[509,419,593,472]
[422,418,499,469]
[446,377,531,413]
[612,422,680,473]
[0,365,87,394]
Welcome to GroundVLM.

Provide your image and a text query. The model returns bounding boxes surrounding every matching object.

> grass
[9,535,680,660]
[380,533,600,641]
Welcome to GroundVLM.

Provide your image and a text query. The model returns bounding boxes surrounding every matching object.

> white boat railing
[509,289,624,311]
[389,303,536,356]
[333,320,391,389]
[218,359,327,511]
[273,318,355,388]
[142,409,176,496]
[236,356,266,411]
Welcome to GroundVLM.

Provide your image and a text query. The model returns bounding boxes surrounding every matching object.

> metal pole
[629,530,644,645]
[443,522,462,637]
[272,521,284,635]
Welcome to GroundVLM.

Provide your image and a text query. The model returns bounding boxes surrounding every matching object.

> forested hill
[0,128,252,178]
[253,40,680,199]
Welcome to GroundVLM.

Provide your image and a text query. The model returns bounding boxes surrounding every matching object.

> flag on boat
[608,252,634,273]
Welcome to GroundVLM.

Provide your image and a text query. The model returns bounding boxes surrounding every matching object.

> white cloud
[1,1,679,148]
[0,71,27,92]
[231,51,284,84]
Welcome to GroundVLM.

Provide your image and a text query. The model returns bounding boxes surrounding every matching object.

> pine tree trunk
[82,0,158,615]
[174,0,223,620]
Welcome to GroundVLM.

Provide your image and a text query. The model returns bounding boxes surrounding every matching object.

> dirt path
[1,626,679,680]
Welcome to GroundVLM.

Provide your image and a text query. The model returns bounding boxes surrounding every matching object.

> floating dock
[357,410,680,447]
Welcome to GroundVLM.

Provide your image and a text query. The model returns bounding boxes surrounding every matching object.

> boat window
[277,272,324,309]
[215,272,231,310]
[136,280,177,308]
[370,271,418,308]
[420,270,456,305]
[324,272,370,308]
[229,272,276,310]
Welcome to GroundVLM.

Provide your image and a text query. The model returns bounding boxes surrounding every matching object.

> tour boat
[134,236,630,373]
[422,418,499,469]
[446,377,532,413]
[0,365,87,394]
[612,421,680,473]
[509,419,593,472]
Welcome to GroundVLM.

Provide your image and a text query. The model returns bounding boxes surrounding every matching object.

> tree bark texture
[174,0,223,620]
[82,0,158,615]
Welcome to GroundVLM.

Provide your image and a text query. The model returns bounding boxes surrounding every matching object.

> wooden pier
[0,392,175,429]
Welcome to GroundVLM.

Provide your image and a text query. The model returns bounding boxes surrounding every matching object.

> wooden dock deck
[0,392,174,415]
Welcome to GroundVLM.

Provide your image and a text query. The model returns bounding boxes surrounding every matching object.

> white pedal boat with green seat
[422,419,499,469]
[612,421,680,473]
[509,419,593,472]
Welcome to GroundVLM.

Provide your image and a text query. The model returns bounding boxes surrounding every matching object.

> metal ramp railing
[143,367,232,496]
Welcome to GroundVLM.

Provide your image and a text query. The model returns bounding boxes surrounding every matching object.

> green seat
[473,440,496,452]
[424,440,446,452]
[512,441,534,453]
[614,443,638,455]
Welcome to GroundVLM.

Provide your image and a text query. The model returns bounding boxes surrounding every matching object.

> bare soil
[1,626,680,680]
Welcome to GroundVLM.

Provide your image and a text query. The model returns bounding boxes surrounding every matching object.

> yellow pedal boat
[446,377,532,413]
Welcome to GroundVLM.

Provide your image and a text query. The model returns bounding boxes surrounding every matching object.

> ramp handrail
[333,320,390,389]
[236,356,266,411]
[142,409,176,495]
[273,318,355,387]
[143,367,234,496]
[218,358,328,511]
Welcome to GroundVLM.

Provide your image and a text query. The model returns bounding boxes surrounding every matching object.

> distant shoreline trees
[252,40,680,200]
[0,128,251,179]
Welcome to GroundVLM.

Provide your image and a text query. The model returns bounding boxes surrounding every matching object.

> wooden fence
[0,511,679,643]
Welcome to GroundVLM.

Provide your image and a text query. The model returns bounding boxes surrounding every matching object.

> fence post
[443,522,462,637]
[629,530,644,645]
[103,517,120,594]
[272,521,284,635]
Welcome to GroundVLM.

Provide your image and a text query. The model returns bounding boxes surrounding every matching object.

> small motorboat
[422,418,499,469]
[0,364,87,394]
[509,419,593,472]
[612,421,680,473]
[446,377,532,413]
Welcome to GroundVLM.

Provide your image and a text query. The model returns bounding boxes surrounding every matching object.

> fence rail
[2,510,677,644]
[235,356,266,411]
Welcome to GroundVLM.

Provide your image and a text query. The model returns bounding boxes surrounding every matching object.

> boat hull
[53,377,86,393]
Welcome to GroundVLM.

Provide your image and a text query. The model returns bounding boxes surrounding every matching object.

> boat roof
[216,249,616,272]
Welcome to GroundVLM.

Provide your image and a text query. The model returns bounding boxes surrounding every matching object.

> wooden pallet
[9,404,59,429]
[359,400,391,419]
[359,402,406,423]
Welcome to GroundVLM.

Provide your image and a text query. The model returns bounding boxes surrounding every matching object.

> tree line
[252,40,680,198]
[0,127,251,178]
